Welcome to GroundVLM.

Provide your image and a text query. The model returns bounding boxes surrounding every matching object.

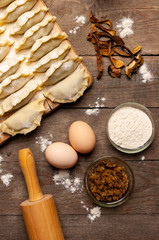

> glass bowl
[84,156,135,208]
[106,102,155,154]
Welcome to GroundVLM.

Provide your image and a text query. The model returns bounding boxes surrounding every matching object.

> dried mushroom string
[87,12,144,79]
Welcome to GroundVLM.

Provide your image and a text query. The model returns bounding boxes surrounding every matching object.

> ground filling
[88,160,129,202]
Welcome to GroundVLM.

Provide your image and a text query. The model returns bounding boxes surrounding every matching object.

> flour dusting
[116,17,134,38]
[1,173,13,187]
[85,109,99,116]
[35,134,53,152]
[69,15,86,34]
[80,201,89,211]
[80,201,101,222]
[139,63,153,83]
[75,16,86,25]
[85,97,106,116]
[53,170,83,193]
[88,206,101,222]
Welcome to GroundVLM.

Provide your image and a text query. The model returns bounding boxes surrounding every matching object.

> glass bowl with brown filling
[84,156,135,207]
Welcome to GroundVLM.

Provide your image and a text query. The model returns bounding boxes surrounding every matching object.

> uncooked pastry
[0,0,92,139]
[16,15,56,51]
[27,32,68,62]
[0,72,34,99]
[10,6,48,35]
[0,0,37,24]
[0,56,24,83]
[44,56,82,86]
[44,67,89,103]
[0,97,45,136]
[35,41,71,72]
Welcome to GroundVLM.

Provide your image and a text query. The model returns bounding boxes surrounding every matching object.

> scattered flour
[139,63,153,83]
[53,170,83,193]
[69,15,86,34]
[88,206,101,222]
[85,97,106,116]
[35,134,53,152]
[85,109,99,116]
[75,16,86,25]
[80,201,89,211]
[1,173,13,187]
[116,17,134,38]
[0,155,14,187]
[141,156,145,161]
[80,201,101,222]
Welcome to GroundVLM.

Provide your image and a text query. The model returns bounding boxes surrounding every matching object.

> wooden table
[0,0,159,239]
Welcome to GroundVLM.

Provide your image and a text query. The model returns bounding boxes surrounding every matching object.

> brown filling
[88,160,129,202]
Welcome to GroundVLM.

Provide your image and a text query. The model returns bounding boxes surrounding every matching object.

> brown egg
[69,121,96,154]
[45,142,78,169]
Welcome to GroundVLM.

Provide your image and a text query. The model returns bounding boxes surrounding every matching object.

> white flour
[85,109,99,116]
[85,97,106,116]
[108,106,153,149]
[116,17,134,38]
[80,201,101,222]
[80,201,89,211]
[75,16,86,25]
[53,170,83,193]
[0,155,14,187]
[139,63,153,83]
[35,134,53,152]
[1,173,13,187]
[69,15,86,35]
[88,206,101,222]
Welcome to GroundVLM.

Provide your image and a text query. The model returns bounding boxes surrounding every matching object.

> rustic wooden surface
[0,0,159,239]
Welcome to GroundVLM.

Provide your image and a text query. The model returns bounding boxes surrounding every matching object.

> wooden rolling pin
[19,148,65,240]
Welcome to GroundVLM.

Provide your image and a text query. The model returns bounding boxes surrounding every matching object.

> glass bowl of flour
[106,102,155,154]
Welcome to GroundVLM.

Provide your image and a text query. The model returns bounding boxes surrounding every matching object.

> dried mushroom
[87,12,144,80]
[132,45,142,55]
[125,54,144,78]
[113,47,130,57]
[89,12,112,28]
[108,65,121,78]
[109,49,125,68]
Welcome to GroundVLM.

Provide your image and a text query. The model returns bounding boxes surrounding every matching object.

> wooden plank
[0,108,158,159]
[94,0,159,11]
[47,0,159,55]
[0,0,159,240]
[0,214,159,240]
[73,56,159,108]
[1,156,159,215]
[1,55,158,145]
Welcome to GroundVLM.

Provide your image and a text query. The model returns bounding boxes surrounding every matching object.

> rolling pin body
[21,195,64,240]
[19,148,64,240]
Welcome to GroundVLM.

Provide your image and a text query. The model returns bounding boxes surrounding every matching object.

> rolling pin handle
[19,148,43,202]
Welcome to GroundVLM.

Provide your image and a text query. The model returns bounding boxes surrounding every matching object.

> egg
[45,142,78,169]
[69,121,96,154]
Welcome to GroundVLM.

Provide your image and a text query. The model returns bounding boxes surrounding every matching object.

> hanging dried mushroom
[87,12,144,79]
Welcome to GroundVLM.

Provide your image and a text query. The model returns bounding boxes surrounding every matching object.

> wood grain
[0,0,159,239]
[50,0,159,56]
